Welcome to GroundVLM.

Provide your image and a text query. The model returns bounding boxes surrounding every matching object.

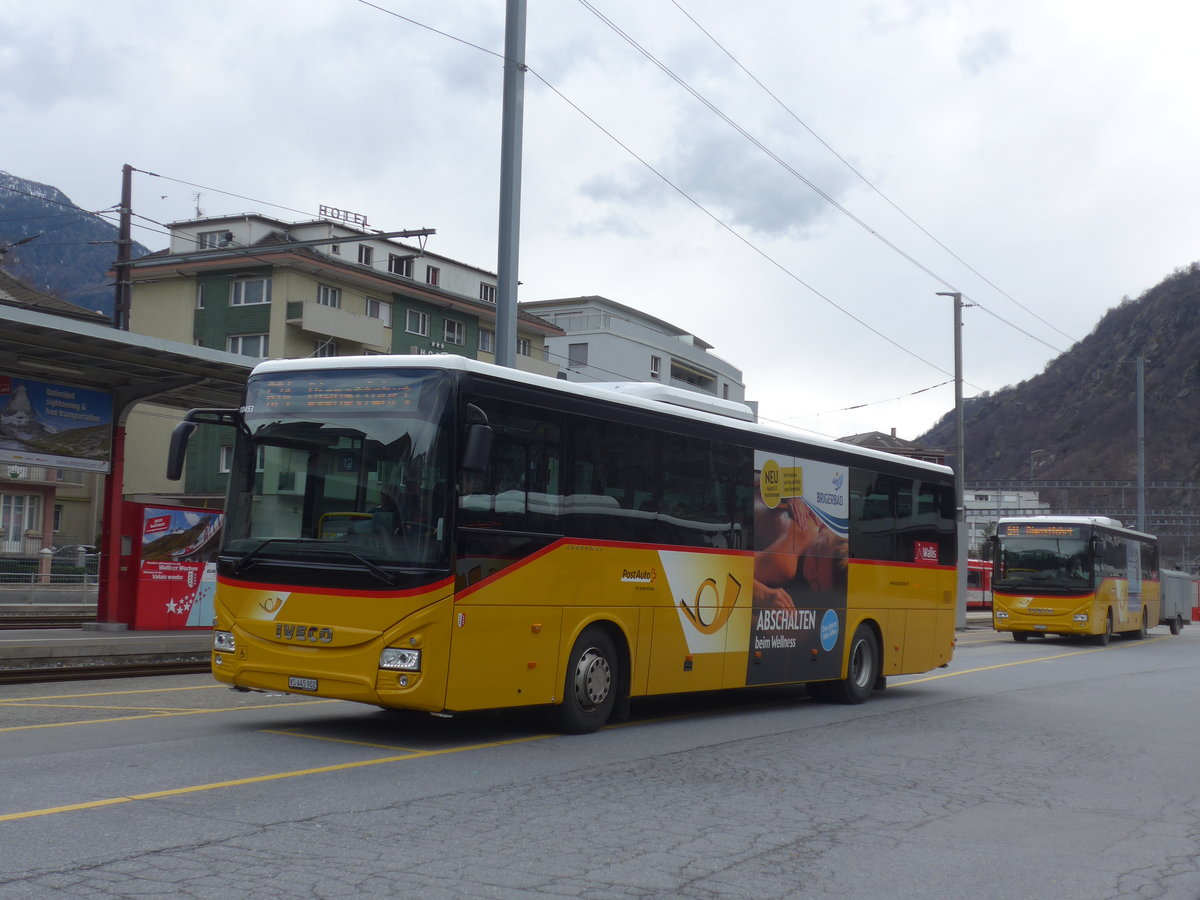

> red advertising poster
[133,506,222,630]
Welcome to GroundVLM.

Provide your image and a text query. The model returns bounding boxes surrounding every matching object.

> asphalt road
[2,624,1199,899]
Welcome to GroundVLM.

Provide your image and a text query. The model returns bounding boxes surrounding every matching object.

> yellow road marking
[261,729,434,752]
[0,699,336,732]
[0,684,227,704]
[897,634,1169,685]
[0,732,554,822]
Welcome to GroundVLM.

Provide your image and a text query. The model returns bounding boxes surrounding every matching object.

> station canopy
[0,305,253,412]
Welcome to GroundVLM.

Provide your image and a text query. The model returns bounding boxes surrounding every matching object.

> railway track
[0,615,97,630]
[0,659,210,685]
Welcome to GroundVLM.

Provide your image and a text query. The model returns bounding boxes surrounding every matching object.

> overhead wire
[577,0,1069,359]
[669,0,1081,348]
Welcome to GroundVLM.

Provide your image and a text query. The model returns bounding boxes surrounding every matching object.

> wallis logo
[679,573,742,634]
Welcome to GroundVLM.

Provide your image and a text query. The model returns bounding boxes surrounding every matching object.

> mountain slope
[0,170,151,315]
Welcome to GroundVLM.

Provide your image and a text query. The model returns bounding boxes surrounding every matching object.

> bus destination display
[249,375,420,414]
[998,523,1085,539]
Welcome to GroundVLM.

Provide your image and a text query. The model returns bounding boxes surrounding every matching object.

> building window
[358,245,373,266]
[221,445,264,473]
[317,284,341,308]
[0,493,39,546]
[443,320,465,345]
[313,338,339,357]
[425,265,440,286]
[228,334,270,358]
[479,283,496,303]
[516,337,531,357]
[366,297,392,327]
[230,277,271,306]
[197,230,231,249]
[53,504,63,534]
[389,254,413,277]
[331,244,341,255]
[196,282,206,309]
[479,328,495,353]
[567,343,588,368]
[406,309,429,336]
[650,356,661,379]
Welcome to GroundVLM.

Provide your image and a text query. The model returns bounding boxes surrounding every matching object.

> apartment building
[520,296,748,405]
[123,212,563,502]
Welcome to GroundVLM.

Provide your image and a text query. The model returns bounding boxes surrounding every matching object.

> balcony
[1,466,84,486]
[286,301,386,348]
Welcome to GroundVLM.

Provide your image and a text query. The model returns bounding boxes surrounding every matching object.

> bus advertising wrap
[746,452,849,685]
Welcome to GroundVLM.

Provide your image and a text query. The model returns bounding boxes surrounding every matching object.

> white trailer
[1159,569,1196,635]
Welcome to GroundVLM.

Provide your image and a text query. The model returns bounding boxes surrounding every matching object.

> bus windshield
[223,368,453,573]
[994,535,1092,591]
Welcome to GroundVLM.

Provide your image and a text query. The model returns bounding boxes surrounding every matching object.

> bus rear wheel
[1170,615,1183,636]
[818,623,879,705]
[1126,608,1148,640]
[555,626,618,734]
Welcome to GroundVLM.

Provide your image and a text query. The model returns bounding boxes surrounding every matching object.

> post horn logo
[259,596,284,613]
[679,573,742,634]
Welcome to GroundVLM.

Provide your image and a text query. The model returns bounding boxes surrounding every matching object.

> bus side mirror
[462,423,493,474]
[166,421,198,481]
[166,408,241,481]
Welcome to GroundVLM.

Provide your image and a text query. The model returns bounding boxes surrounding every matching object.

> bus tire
[1094,610,1113,646]
[822,623,879,705]
[1170,615,1183,636]
[1012,631,1029,643]
[556,626,618,734]
[1127,608,1148,640]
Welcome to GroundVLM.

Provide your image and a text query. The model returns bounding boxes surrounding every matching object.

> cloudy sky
[3,0,1199,441]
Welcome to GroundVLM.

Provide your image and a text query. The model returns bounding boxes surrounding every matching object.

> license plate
[288,676,318,691]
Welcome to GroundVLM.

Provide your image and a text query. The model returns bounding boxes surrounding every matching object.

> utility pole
[1137,355,1146,532]
[113,164,133,331]
[937,291,971,628]
[494,0,526,369]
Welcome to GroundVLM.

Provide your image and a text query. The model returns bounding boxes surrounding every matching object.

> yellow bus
[990,516,1160,644]
[169,355,958,732]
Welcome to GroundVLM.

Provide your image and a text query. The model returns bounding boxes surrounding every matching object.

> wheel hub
[573,648,611,709]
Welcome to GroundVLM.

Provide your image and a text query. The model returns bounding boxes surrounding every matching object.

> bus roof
[248,354,955,478]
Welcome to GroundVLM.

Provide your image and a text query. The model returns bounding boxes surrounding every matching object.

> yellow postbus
[169,355,957,732]
[990,516,1160,644]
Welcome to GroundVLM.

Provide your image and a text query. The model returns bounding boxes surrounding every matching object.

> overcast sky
[3,0,1198,441]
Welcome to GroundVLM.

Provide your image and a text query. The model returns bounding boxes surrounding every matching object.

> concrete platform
[0,627,211,672]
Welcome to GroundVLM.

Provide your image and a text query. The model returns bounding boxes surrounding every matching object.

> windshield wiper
[231,539,276,575]
[336,550,400,586]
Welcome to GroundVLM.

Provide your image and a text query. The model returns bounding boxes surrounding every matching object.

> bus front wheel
[1094,610,1114,646]
[556,626,618,734]
[1012,632,1029,643]
[818,623,879,705]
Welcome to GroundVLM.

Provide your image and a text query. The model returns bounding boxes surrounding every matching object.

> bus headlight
[213,630,236,653]
[1073,613,1089,623]
[380,647,422,671]
[994,611,1009,620]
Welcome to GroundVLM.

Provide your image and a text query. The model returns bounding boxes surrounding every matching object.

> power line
[669,0,1081,349]
[577,0,1069,360]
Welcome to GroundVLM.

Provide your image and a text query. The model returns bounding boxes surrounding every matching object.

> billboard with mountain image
[0,375,113,473]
